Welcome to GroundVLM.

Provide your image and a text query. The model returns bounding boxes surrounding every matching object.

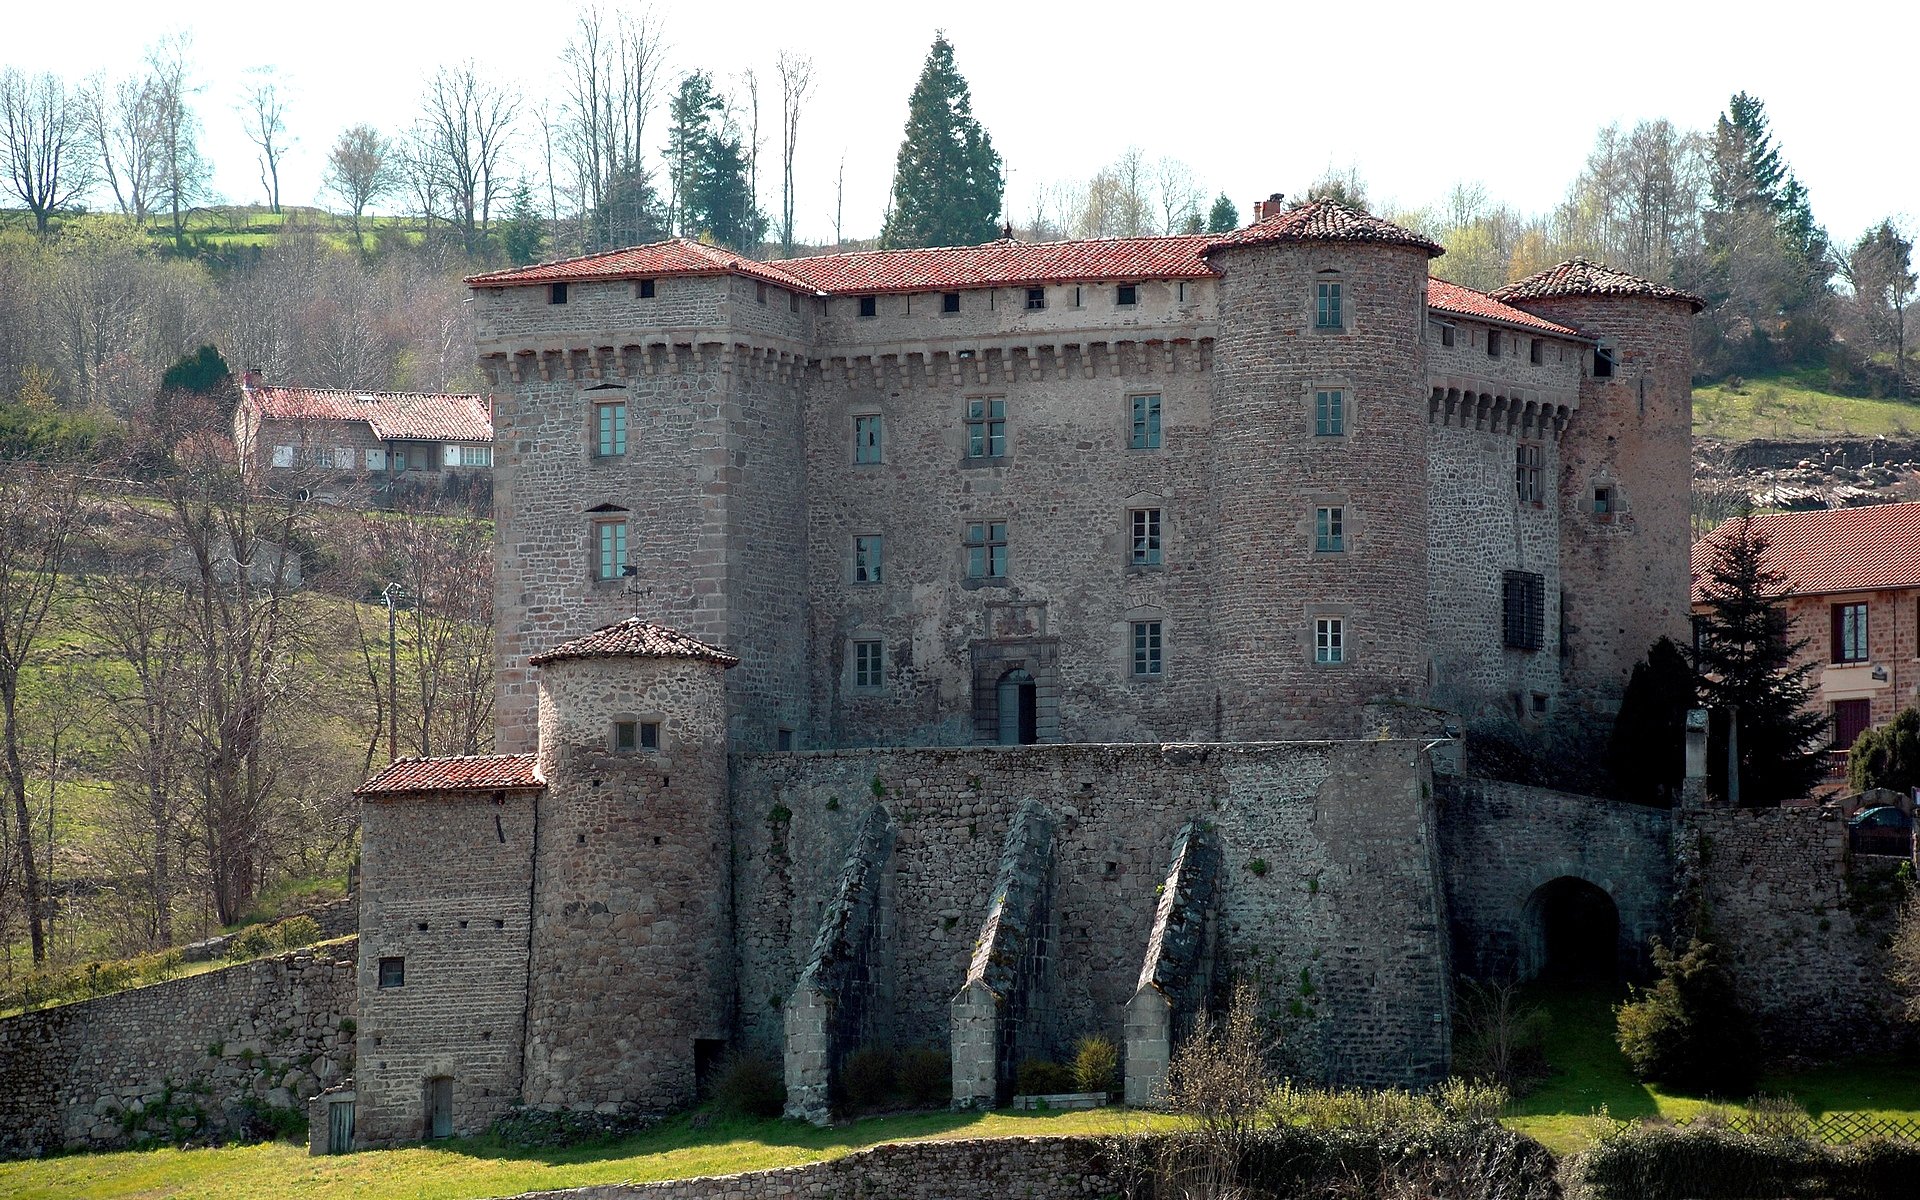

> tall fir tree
[1606,636,1697,806]
[1691,514,1828,806]
[502,181,546,265]
[881,35,1003,249]
[663,72,763,251]
[1206,192,1240,234]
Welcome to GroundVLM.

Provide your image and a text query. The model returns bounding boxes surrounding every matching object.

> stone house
[1692,502,1920,765]
[231,370,495,501]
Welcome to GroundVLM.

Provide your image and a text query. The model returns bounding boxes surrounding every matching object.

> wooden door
[326,1099,354,1154]
[426,1077,452,1140]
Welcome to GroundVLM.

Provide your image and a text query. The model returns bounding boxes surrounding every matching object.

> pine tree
[1691,514,1828,806]
[1606,636,1696,806]
[662,72,763,251]
[665,72,724,238]
[1206,192,1240,234]
[880,35,1003,249]
[502,181,545,265]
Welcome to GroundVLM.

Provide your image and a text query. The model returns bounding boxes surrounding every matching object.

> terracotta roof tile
[245,385,492,443]
[466,238,817,292]
[356,753,543,796]
[1690,503,1920,602]
[1493,258,1705,312]
[1203,200,1444,258]
[769,235,1218,294]
[1428,278,1586,339]
[529,617,741,667]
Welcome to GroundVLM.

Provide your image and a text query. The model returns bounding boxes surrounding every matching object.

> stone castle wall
[0,941,356,1159]
[732,740,1452,1089]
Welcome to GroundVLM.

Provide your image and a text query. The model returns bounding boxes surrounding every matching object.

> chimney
[1251,192,1285,222]
[242,366,263,393]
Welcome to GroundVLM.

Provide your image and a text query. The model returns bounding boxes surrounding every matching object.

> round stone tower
[1205,199,1444,738]
[1491,260,1702,714]
[520,617,739,1113]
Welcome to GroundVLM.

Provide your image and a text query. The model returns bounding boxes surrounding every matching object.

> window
[636,278,656,299]
[1832,602,1869,664]
[1314,280,1343,329]
[640,721,659,750]
[594,519,628,581]
[613,720,637,752]
[1503,570,1546,651]
[790,292,799,312]
[858,295,877,318]
[1315,617,1345,664]
[1025,287,1046,311]
[853,639,884,687]
[1315,506,1344,553]
[1129,394,1162,449]
[1130,508,1162,566]
[596,401,628,457]
[854,535,883,584]
[1117,284,1138,306]
[271,445,294,468]
[853,414,882,464]
[777,728,794,751]
[942,291,960,313]
[336,446,356,470]
[1072,286,1083,307]
[378,957,404,989]
[756,283,767,304]
[313,446,335,469]
[1593,487,1613,515]
[1132,621,1163,676]
[1515,443,1543,503]
[965,521,1008,579]
[1594,346,1616,378]
[1314,389,1346,437]
[1530,338,1544,365]
[366,448,386,471]
[549,282,568,305]
[966,397,1006,459]
[1439,323,1456,348]
[459,445,492,467]
[1486,329,1502,359]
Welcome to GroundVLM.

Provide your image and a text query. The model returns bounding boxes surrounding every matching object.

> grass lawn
[0,1108,1163,1200]
[1694,368,1920,441]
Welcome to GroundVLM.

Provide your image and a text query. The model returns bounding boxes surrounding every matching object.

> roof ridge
[767,231,1213,266]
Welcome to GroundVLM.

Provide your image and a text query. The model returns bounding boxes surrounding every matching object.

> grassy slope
[1694,367,1920,441]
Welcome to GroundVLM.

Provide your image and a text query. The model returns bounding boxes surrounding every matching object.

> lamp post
[382,582,406,762]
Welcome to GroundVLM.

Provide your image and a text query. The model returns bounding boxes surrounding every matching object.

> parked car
[1848,805,1915,856]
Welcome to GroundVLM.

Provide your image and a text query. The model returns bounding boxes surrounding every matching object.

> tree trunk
[2,679,44,963]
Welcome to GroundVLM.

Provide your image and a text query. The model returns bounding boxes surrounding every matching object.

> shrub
[1569,1122,1920,1200]
[1849,705,1920,793]
[273,916,322,949]
[1015,1058,1076,1096]
[1616,938,1756,1095]
[1452,980,1549,1092]
[1073,1035,1119,1096]
[895,1047,950,1107]
[839,1045,898,1111]
[712,1055,785,1117]
[229,924,278,960]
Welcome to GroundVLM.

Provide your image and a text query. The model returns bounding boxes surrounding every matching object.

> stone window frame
[634,278,656,299]
[1307,603,1355,666]
[1312,271,1346,333]
[848,633,886,691]
[592,395,629,459]
[1128,505,1164,569]
[1502,571,1547,652]
[1313,503,1346,555]
[1025,287,1047,312]
[857,295,877,319]
[1514,441,1545,505]
[1593,341,1618,379]
[853,533,884,585]
[963,519,1009,583]
[549,282,569,305]
[1116,283,1138,307]
[1129,616,1165,679]
[852,411,884,465]
[964,394,1008,462]
[942,291,961,315]
[1128,391,1163,451]
[590,514,630,584]
[377,956,404,989]
[1308,380,1354,440]
[610,714,664,754]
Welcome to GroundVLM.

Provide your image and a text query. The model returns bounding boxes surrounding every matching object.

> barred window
[1132,621,1163,676]
[1503,571,1546,651]
[1130,508,1162,566]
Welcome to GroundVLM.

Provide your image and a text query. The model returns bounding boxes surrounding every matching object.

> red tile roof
[1428,278,1586,339]
[1203,199,1444,258]
[770,235,1218,294]
[1493,258,1705,312]
[529,617,741,668]
[466,238,817,292]
[244,385,492,443]
[1691,503,1920,602]
[356,753,543,796]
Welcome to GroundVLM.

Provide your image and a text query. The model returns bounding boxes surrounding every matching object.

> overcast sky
[8,0,1915,253]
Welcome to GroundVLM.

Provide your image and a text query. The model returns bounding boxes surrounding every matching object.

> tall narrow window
[966,521,1008,579]
[1515,443,1543,503]
[853,415,883,464]
[1832,602,1869,664]
[1314,389,1346,437]
[1503,571,1546,651]
[1315,281,1343,329]
[853,639,884,688]
[1594,346,1616,378]
[966,397,1006,458]
[1530,338,1544,364]
[1486,330,1502,359]
[1315,617,1345,664]
[854,535,883,584]
[1130,508,1162,566]
[595,401,628,457]
[1129,393,1162,449]
[549,282,569,305]
[1132,621,1163,676]
[1315,506,1344,553]
[594,519,628,581]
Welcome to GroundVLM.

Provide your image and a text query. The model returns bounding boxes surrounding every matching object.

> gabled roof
[529,617,741,668]
[465,238,817,292]
[770,235,1218,294]
[244,385,492,443]
[1203,199,1444,258]
[1428,279,1586,339]
[1690,503,1920,602]
[1493,258,1705,312]
[356,753,544,797]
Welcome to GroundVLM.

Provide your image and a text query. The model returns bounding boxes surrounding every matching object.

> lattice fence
[1673,1110,1920,1145]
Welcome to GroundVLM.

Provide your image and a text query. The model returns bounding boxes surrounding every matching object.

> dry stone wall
[0,941,356,1159]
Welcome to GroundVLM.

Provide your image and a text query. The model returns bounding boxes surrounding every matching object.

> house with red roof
[231,370,496,497]
[1693,501,1920,760]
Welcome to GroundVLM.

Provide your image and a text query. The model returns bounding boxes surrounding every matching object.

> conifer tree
[1606,636,1696,806]
[1691,514,1827,806]
[1206,192,1240,234]
[663,72,763,251]
[881,35,1003,249]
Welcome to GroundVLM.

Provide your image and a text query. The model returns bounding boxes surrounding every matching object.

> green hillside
[1694,369,1920,442]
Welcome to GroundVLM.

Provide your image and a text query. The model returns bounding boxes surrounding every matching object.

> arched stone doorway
[1521,876,1620,984]
[996,668,1038,745]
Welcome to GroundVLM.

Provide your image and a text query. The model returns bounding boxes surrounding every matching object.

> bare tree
[776,51,814,256]
[239,69,290,215]
[146,33,211,248]
[831,148,845,246]
[415,62,521,257]
[1841,219,1917,396]
[737,66,761,250]
[83,70,160,225]
[1074,147,1153,239]
[558,4,667,253]
[0,466,82,964]
[1153,155,1202,235]
[322,123,395,247]
[0,70,94,233]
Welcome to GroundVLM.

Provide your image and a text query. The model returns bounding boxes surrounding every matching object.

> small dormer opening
[942,292,960,313]
[1116,284,1137,307]
[1530,337,1544,365]
[858,295,877,318]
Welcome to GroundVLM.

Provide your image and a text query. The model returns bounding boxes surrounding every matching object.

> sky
[6,0,1917,253]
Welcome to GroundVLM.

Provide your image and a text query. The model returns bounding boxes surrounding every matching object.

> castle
[345,199,1699,1145]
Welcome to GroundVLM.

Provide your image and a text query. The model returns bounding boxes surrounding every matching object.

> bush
[229,924,279,960]
[1570,1122,1920,1200]
[711,1054,785,1117]
[895,1047,950,1107]
[1452,980,1549,1092]
[1015,1058,1076,1096]
[838,1045,898,1112]
[1849,705,1920,793]
[1073,1035,1119,1096]
[1616,938,1756,1096]
[273,915,323,950]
